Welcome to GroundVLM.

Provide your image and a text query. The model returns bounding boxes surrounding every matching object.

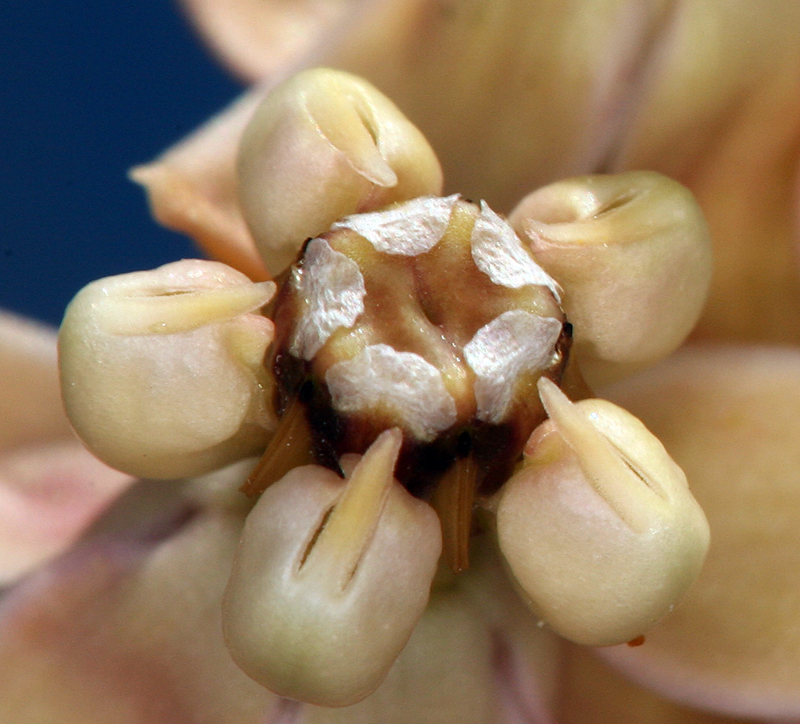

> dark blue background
[1,2,243,326]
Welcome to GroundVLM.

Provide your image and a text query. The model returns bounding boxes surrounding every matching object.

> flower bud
[223,429,442,707]
[496,378,709,647]
[59,260,276,479]
[237,67,443,275]
[509,171,712,385]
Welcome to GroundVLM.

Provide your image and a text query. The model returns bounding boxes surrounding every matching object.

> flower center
[248,195,571,568]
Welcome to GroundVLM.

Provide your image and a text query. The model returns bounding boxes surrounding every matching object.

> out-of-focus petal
[457,539,564,724]
[0,509,277,723]
[326,0,677,210]
[0,313,132,584]
[598,346,800,718]
[176,0,351,83]
[0,313,71,450]
[0,493,559,723]
[557,645,756,724]
[130,89,269,281]
[300,583,501,724]
[0,441,131,586]
[605,2,800,344]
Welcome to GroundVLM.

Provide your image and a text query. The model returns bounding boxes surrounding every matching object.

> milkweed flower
[2,2,800,723]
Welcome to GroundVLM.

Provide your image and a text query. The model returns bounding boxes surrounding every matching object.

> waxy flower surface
[2,2,800,723]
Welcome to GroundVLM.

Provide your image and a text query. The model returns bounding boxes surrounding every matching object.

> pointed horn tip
[372,426,403,459]
[343,427,404,491]
[537,375,570,414]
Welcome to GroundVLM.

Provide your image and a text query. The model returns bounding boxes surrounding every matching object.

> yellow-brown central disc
[260,195,570,504]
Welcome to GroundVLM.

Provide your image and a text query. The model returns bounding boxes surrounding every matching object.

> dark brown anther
[431,452,478,572]
[241,396,315,498]
[553,323,595,401]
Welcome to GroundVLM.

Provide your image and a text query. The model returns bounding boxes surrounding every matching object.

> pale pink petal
[598,346,800,718]
[129,89,270,281]
[457,540,564,724]
[0,312,71,450]
[557,644,758,724]
[0,441,130,585]
[299,576,523,724]
[176,0,352,83]
[0,494,562,724]
[0,510,278,723]
[605,2,800,344]
[0,313,133,583]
